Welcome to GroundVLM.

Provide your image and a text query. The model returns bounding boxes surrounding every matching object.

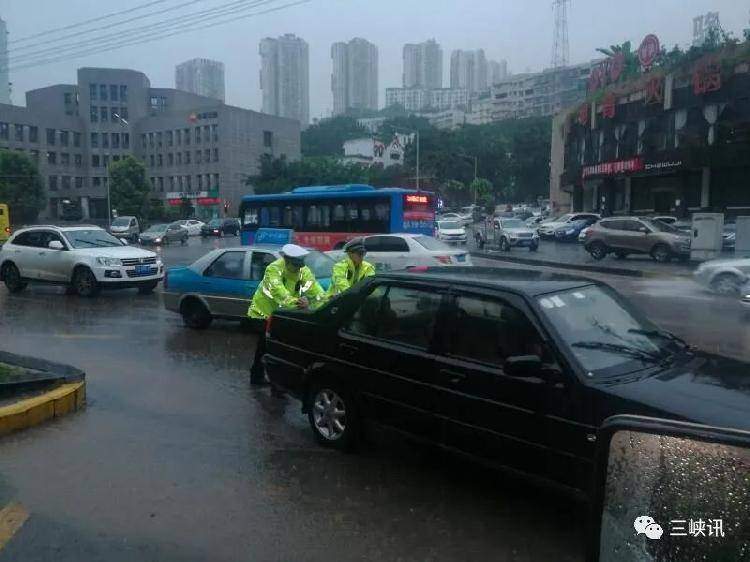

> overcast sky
[0,0,747,119]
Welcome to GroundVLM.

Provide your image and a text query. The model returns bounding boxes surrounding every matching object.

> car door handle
[440,368,467,385]
[339,343,359,356]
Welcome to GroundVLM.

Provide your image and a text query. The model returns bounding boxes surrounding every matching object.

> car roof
[375,267,598,297]
[14,225,104,233]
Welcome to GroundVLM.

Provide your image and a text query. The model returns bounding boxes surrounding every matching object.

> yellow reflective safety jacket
[328,255,375,297]
[247,258,326,319]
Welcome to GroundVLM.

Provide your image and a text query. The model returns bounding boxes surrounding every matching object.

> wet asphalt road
[0,236,747,561]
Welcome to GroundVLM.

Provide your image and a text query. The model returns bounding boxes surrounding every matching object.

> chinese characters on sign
[601,93,616,119]
[670,519,725,538]
[638,34,661,69]
[693,59,722,95]
[588,52,627,92]
[582,157,644,179]
[645,76,665,105]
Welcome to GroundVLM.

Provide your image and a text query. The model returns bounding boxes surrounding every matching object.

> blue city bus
[239,184,436,250]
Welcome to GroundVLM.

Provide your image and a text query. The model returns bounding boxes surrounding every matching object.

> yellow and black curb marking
[0,502,29,551]
[0,381,86,437]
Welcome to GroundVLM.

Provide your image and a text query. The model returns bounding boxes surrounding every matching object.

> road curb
[471,251,695,279]
[0,381,86,436]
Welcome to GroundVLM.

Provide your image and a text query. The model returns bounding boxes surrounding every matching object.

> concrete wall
[549,111,572,214]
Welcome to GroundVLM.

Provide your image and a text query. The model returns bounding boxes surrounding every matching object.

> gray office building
[175,58,226,102]
[259,34,310,126]
[0,67,300,221]
[331,38,378,116]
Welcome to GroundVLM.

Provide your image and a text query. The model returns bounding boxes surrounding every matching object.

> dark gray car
[138,223,188,246]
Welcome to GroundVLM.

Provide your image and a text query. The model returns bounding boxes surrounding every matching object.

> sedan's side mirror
[504,355,543,377]
[48,240,64,250]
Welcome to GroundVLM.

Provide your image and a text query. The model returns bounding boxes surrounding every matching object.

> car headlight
[565,229,575,235]
[96,257,122,266]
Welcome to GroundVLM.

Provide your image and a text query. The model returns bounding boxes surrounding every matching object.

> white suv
[0,225,163,297]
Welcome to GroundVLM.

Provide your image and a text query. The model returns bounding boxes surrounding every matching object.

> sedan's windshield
[111,217,131,227]
[538,286,682,377]
[304,250,335,278]
[64,229,124,248]
[644,219,681,234]
[438,221,461,229]
[501,219,525,229]
[145,224,168,234]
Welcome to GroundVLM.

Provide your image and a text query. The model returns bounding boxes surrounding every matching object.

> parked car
[0,225,163,296]
[525,215,546,229]
[435,220,467,244]
[578,226,591,243]
[554,217,598,242]
[538,213,600,239]
[693,257,750,295]
[650,215,678,225]
[109,215,140,242]
[139,223,188,246]
[173,219,206,236]
[493,217,539,251]
[584,217,691,262]
[201,218,240,237]
[262,267,750,496]
[437,212,471,227]
[358,234,471,269]
[723,223,736,251]
[163,245,333,329]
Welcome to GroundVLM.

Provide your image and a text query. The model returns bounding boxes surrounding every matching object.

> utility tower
[551,0,571,69]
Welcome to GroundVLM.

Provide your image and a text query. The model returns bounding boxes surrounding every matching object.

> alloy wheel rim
[313,389,346,441]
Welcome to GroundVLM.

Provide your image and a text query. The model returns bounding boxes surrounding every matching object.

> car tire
[72,267,100,297]
[529,242,539,252]
[500,237,511,252]
[233,230,239,237]
[614,251,628,260]
[710,272,743,296]
[588,241,607,261]
[138,281,159,295]
[2,263,26,293]
[307,377,360,452]
[181,298,212,329]
[181,236,188,245]
[651,244,672,263]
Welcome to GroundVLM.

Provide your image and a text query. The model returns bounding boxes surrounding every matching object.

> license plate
[456,254,466,262]
[135,265,151,275]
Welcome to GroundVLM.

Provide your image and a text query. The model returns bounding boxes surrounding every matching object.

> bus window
[269,206,280,227]
[293,206,304,229]
[320,205,331,228]
[260,207,270,227]
[307,205,319,227]
[347,203,358,221]
[375,203,389,221]
[282,206,293,227]
[333,204,345,222]
[243,207,259,227]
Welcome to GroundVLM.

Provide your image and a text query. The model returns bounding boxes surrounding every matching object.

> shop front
[166,191,224,221]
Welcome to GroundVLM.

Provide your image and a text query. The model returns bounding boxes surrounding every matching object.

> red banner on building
[582,157,644,179]
[197,197,222,206]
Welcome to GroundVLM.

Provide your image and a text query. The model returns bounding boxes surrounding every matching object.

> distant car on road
[525,215,545,229]
[435,220,467,244]
[554,217,598,242]
[693,257,750,296]
[163,245,333,329]
[723,223,736,251]
[109,215,140,242]
[262,266,750,496]
[139,223,188,246]
[538,213,600,239]
[584,217,691,263]
[360,233,471,269]
[201,218,240,237]
[172,219,206,236]
[493,217,539,251]
[437,212,471,227]
[0,225,163,296]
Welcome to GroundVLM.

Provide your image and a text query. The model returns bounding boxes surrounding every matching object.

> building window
[195,126,201,144]
[13,124,23,142]
[60,131,69,146]
[177,152,182,165]
[46,128,56,145]
[184,128,190,145]
[168,153,174,166]
[197,174,203,189]
[185,150,190,164]
[178,176,183,189]
[149,96,167,114]
[99,84,107,101]
[90,83,97,101]
[30,149,39,161]
[75,176,83,189]
[119,106,128,121]
[157,132,163,147]
[203,125,210,142]
[120,85,128,102]
[103,155,109,168]
[186,175,192,190]
[167,131,173,146]
[196,150,202,164]
[112,132,120,149]
[61,176,71,190]
[110,108,120,122]
[100,107,108,122]
[73,132,81,147]
[49,176,58,191]
[93,177,101,188]
[60,153,70,166]
[112,155,120,162]
[158,177,164,192]
[213,148,218,162]
[170,176,175,190]
[29,126,38,143]
[176,129,182,145]
[0,122,10,140]
[204,148,211,162]
[92,154,100,167]
[102,133,109,148]
[204,173,210,188]
[123,133,130,149]
[109,85,118,101]
[140,134,146,149]
[74,154,82,167]
[213,173,219,188]
[263,130,273,148]
[158,154,163,167]
[47,151,56,164]
[148,132,154,147]
[90,106,98,123]
[211,124,218,142]
[149,154,155,167]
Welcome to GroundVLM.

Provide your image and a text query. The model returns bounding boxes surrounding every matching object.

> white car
[0,225,164,297]
[173,219,205,236]
[345,233,471,270]
[538,213,600,239]
[438,212,472,227]
[693,257,750,296]
[435,220,467,244]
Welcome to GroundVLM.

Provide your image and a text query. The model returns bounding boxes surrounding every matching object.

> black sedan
[263,267,750,498]
[200,218,240,237]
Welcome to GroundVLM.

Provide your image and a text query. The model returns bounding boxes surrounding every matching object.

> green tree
[0,150,45,224]
[248,154,368,195]
[301,116,367,157]
[109,155,151,219]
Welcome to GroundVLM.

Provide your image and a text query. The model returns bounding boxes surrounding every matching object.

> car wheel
[529,242,538,252]
[138,281,159,295]
[710,272,743,296]
[651,244,672,263]
[2,263,26,293]
[181,298,212,329]
[233,230,239,237]
[73,267,100,297]
[181,236,187,245]
[219,230,224,238]
[588,241,607,261]
[500,237,511,252]
[614,251,628,260]
[307,377,360,452]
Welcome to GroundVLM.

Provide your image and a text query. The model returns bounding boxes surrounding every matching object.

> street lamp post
[111,113,129,230]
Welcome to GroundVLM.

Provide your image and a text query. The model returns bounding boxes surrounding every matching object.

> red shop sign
[638,34,660,69]
[167,198,182,206]
[582,157,644,179]
[601,93,616,119]
[197,197,222,206]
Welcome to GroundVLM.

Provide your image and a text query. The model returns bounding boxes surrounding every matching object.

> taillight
[435,255,452,264]
[265,315,273,338]
[3,226,10,234]
[408,266,429,272]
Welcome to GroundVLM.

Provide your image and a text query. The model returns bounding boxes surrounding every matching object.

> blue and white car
[163,245,334,329]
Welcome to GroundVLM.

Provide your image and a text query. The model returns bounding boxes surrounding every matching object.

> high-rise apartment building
[402,39,443,88]
[0,18,10,104]
[450,49,488,94]
[489,59,509,85]
[259,34,309,126]
[331,38,378,116]
[175,58,226,102]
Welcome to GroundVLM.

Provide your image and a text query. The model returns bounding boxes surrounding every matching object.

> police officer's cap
[344,237,366,255]
[280,244,309,259]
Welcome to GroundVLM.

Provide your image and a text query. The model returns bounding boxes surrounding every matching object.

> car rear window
[413,235,451,251]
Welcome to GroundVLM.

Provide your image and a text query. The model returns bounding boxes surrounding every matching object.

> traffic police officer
[328,237,375,298]
[248,243,326,384]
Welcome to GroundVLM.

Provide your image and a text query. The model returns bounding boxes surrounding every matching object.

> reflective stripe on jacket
[327,256,375,297]
[247,257,326,319]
